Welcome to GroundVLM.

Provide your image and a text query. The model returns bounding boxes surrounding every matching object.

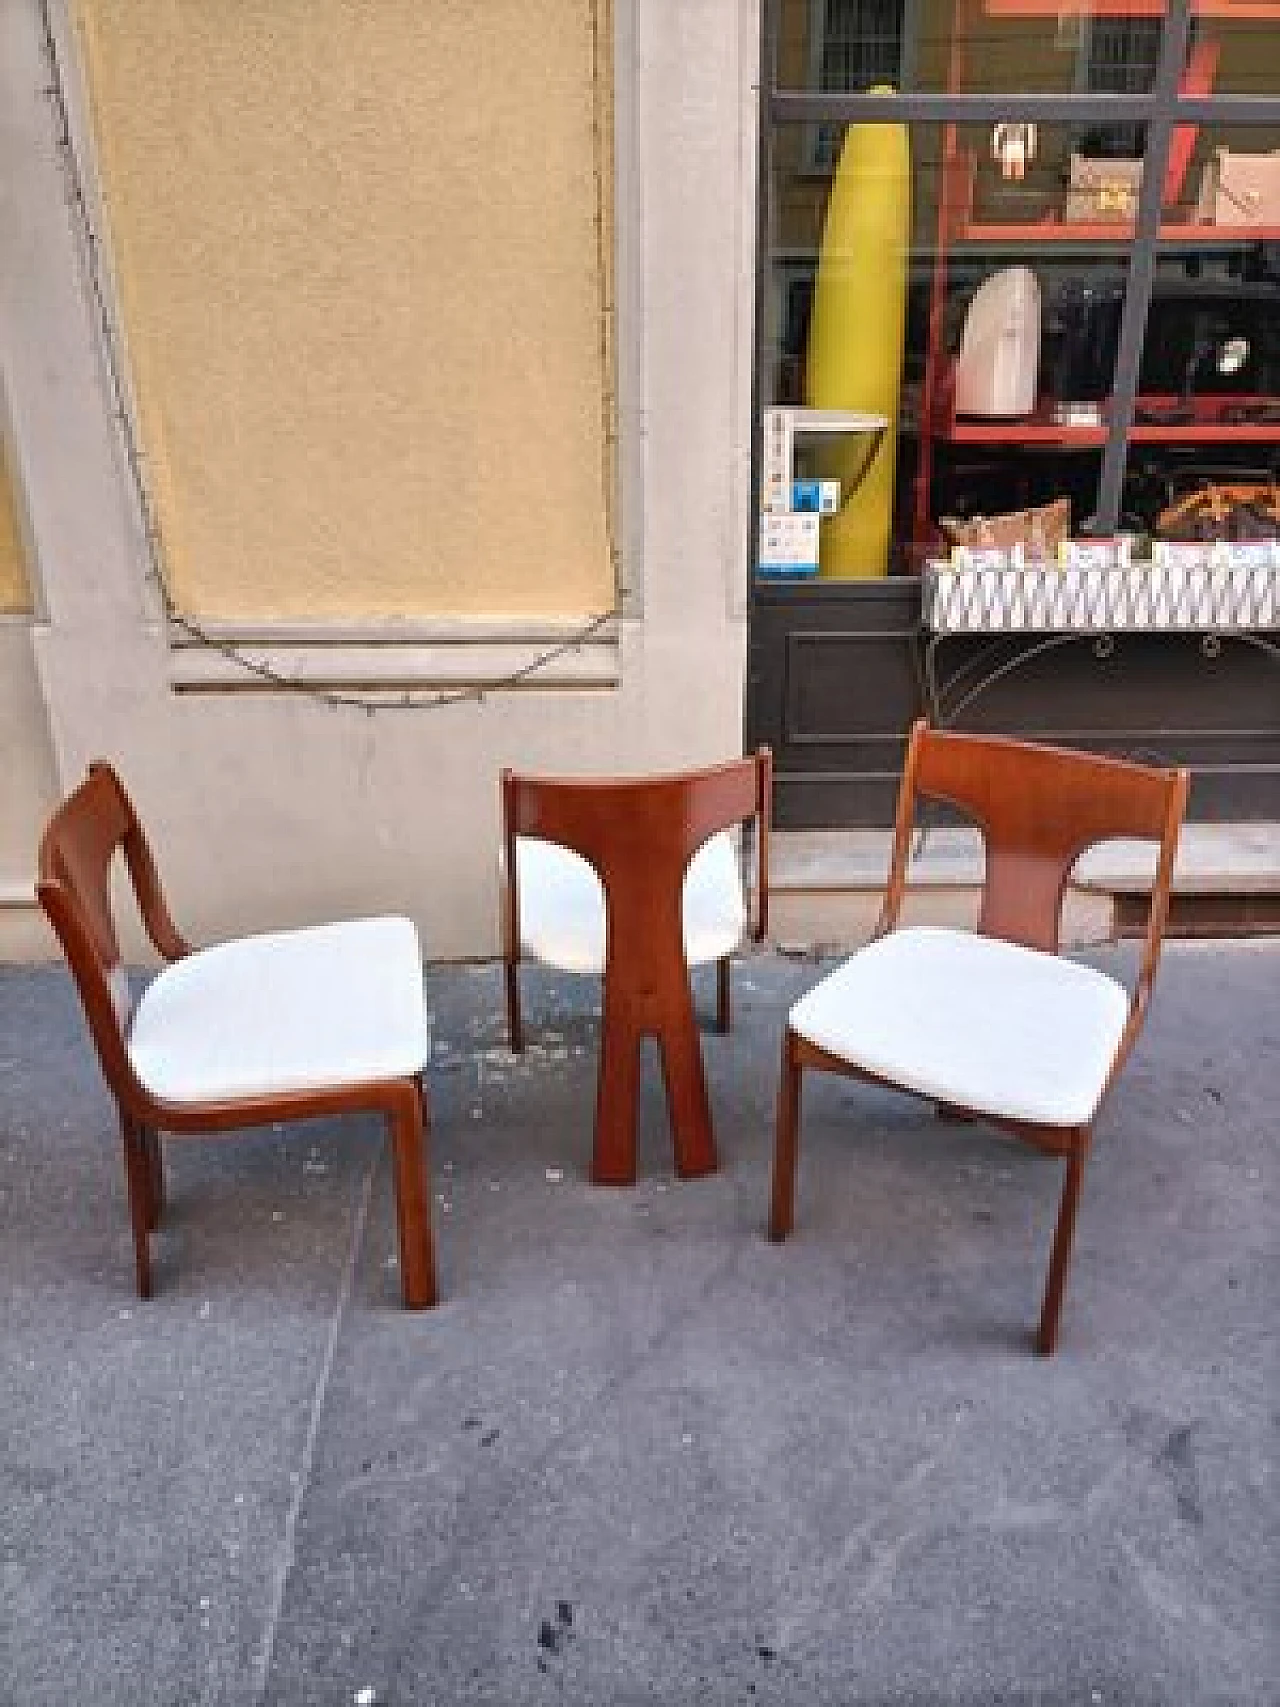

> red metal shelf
[956,217,1280,245]
[939,395,1280,448]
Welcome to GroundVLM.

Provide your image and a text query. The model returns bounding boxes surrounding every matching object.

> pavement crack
[250,1146,378,1704]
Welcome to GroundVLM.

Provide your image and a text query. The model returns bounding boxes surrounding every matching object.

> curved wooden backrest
[501,748,772,959]
[36,763,189,1106]
[883,720,1189,957]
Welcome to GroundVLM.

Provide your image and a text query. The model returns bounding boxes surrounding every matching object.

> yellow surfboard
[804,98,910,578]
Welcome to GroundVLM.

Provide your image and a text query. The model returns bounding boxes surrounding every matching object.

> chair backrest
[36,763,188,1105]
[502,748,772,953]
[884,720,1189,955]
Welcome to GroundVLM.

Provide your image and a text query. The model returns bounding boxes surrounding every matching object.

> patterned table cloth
[923,561,1279,635]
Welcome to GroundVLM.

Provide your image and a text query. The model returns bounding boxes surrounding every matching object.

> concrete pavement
[1,943,1276,1705]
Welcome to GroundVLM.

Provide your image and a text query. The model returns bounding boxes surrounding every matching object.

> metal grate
[811,0,906,169]
[1089,18,1162,96]
[923,561,1280,634]
[1081,17,1163,158]
[820,0,904,93]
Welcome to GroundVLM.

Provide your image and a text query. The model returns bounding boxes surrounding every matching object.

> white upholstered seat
[514,830,746,975]
[789,925,1129,1128]
[128,916,428,1105]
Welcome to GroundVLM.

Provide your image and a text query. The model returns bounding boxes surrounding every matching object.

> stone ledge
[1074,824,1280,895]
[772,824,1280,897]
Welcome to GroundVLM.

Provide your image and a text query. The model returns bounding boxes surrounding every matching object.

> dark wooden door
[747,578,1280,828]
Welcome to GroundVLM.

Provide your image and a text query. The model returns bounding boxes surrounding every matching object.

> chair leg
[141,1125,165,1229]
[505,956,524,1054]
[390,1080,437,1309]
[768,1031,803,1242]
[118,1111,154,1299]
[715,955,732,1035]
[657,1000,718,1181]
[1036,1139,1089,1356]
[593,991,644,1187]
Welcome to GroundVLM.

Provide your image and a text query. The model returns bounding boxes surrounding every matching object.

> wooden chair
[769,720,1189,1354]
[36,763,436,1307]
[500,750,771,1184]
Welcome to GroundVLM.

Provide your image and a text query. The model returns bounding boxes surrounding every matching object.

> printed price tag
[951,546,1012,571]
[1058,537,1133,571]
[1207,540,1280,572]
[1150,541,1214,570]
[762,409,794,516]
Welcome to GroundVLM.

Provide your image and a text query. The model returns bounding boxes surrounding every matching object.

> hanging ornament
[991,122,1038,182]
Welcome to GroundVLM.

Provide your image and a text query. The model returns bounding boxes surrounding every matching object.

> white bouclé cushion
[789,925,1131,1128]
[515,830,747,974]
[127,916,428,1104]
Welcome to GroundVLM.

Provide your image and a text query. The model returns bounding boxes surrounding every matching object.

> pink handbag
[1196,148,1280,227]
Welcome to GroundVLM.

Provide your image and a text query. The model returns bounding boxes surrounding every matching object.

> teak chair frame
[769,719,1189,1355]
[501,749,772,1185]
[37,763,436,1308]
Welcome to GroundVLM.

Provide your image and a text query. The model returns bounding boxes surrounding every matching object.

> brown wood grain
[770,720,1189,1355]
[37,765,436,1308]
[502,750,772,1185]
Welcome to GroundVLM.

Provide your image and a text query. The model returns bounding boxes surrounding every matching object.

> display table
[921,558,1280,724]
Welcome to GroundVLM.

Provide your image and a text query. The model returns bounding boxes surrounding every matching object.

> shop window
[755,0,1280,829]
[760,94,1280,574]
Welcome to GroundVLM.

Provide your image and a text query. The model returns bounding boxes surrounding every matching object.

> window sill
[165,617,622,696]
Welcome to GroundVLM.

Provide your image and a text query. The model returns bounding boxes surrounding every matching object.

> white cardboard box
[758,511,820,577]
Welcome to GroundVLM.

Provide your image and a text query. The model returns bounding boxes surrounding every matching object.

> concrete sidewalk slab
[1,945,1276,1705]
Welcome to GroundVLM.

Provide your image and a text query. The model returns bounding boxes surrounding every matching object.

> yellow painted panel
[0,445,33,614]
[74,0,615,620]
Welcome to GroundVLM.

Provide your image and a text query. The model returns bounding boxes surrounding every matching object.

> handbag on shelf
[1195,149,1280,228]
[1155,481,1280,542]
[1065,154,1142,224]
[939,496,1071,560]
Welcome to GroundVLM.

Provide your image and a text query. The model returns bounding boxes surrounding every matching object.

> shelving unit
[940,404,1280,448]
[910,0,1280,556]
[946,148,1280,246]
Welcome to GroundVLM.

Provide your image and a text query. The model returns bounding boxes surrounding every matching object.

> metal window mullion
[1093,0,1195,535]
[770,91,1280,126]
[772,90,1157,124]
[1157,95,1280,124]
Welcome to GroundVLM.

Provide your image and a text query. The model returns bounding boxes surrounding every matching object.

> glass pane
[761,116,1142,579]
[1166,119,1280,230]
[1121,123,1280,542]
[1198,11,1280,97]
[773,0,1169,98]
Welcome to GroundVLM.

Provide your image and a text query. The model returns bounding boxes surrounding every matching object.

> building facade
[0,0,759,959]
[1,1,1276,963]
